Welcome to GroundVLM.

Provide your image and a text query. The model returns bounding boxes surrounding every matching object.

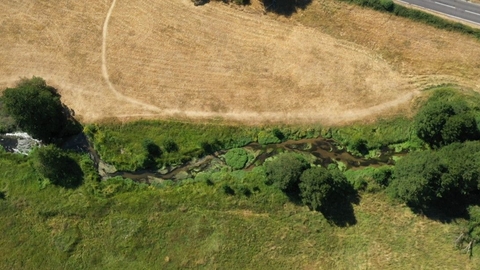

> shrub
[258,130,282,145]
[299,167,352,211]
[264,152,309,192]
[380,0,393,11]
[222,184,235,195]
[163,139,179,153]
[372,166,393,187]
[32,145,84,188]
[143,139,162,157]
[224,148,249,169]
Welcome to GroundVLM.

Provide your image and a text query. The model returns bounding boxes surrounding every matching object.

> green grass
[85,120,323,171]
[0,150,478,269]
[328,86,480,156]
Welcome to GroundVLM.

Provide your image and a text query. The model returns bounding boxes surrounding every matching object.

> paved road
[397,0,480,25]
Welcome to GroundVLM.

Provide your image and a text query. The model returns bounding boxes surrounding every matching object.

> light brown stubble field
[1,0,479,125]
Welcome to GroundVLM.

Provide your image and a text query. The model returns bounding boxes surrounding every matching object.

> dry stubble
[0,0,479,125]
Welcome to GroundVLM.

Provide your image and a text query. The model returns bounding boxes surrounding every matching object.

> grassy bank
[85,121,323,171]
[0,149,478,269]
[337,0,480,40]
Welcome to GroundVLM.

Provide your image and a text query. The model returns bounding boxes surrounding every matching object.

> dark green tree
[264,152,309,192]
[299,167,334,211]
[33,145,83,188]
[414,102,455,147]
[2,77,66,142]
[299,167,353,210]
[414,99,478,148]
[388,142,480,210]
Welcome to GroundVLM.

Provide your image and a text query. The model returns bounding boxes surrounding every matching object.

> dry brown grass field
[1,0,479,124]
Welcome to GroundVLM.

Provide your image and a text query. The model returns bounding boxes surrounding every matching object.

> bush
[224,148,249,169]
[32,145,84,188]
[163,139,179,153]
[222,184,235,195]
[372,166,393,187]
[380,0,393,11]
[299,167,354,213]
[264,152,309,192]
[258,130,282,145]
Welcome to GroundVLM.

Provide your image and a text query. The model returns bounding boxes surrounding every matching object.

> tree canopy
[264,152,309,192]
[388,141,480,210]
[414,98,479,148]
[2,77,66,142]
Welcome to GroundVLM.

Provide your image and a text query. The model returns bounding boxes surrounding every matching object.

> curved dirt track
[0,0,479,124]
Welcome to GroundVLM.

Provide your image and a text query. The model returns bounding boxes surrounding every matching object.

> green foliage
[468,206,480,241]
[0,98,17,133]
[142,139,162,168]
[163,139,179,153]
[330,117,421,155]
[344,166,394,193]
[1,77,68,142]
[257,130,282,145]
[0,147,479,268]
[86,121,325,171]
[388,142,480,209]
[380,0,393,10]
[224,148,249,169]
[414,95,479,147]
[264,152,309,191]
[299,167,335,210]
[372,166,393,187]
[32,145,84,189]
[222,184,236,195]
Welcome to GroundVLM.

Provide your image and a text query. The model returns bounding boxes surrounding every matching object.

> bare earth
[1,0,479,125]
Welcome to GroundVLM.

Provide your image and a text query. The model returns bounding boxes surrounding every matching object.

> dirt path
[1,0,479,125]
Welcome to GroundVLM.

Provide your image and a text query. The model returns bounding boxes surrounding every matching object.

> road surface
[397,0,480,26]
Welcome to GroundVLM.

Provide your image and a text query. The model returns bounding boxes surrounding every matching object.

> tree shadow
[262,0,313,16]
[320,191,359,227]
[408,192,480,223]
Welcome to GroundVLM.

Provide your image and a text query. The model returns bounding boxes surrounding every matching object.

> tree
[388,142,480,210]
[299,167,352,211]
[264,152,309,192]
[299,167,334,211]
[414,101,455,147]
[414,99,479,148]
[33,145,83,188]
[2,77,66,142]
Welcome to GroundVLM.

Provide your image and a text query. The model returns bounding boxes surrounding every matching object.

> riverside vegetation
[2,78,480,268]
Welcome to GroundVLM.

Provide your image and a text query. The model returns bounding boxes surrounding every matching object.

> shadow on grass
[285,183,359,227]
[262,0,313,16]
[408,192,480,223]
[320,190,359,227]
